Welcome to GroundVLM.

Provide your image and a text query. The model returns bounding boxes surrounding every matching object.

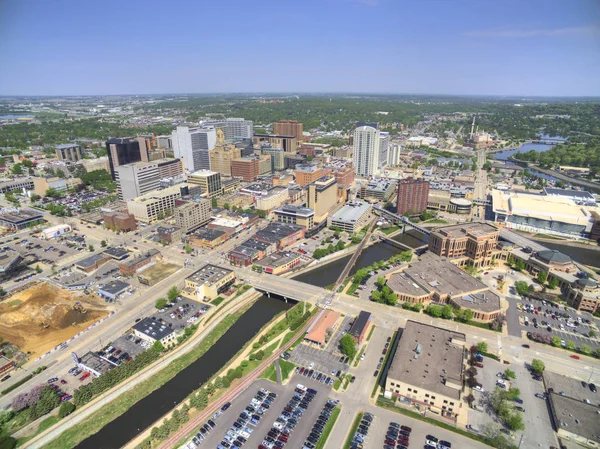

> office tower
[261,147,285,171]
[174,198,212,233]
[231,157,261,182]
[396,178,430,215]
[186,170,223,198]
[387,143,400,166]
[209,129,242,176]
[307,175,338,224]
[114,159,183,201]
[273,120,304,142]
[55,144,82,162]
[294,164,331,186]
[203,118,253,142]
[352,125,380,177]
[252,134,298,154]
[379,132,390,170]
[105,137,149,179]
[172,126,216,173]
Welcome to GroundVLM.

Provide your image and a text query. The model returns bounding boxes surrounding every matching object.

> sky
[0,0,599,96]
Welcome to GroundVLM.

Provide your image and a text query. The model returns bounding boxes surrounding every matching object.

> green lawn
[16,415,61,446]
[260,359,296,383]
[343,411,364,449]
[423,218,448,224]
[314,406,341,449]
[380,225,401,235]
[366,325,376,341]
[210,296,225,306]
[41,303,253,449]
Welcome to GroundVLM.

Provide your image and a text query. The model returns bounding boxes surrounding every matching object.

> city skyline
[1,0,599,96]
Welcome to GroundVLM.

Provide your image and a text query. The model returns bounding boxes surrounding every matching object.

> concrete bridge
[247,272,330,304]
[374,206,431,236]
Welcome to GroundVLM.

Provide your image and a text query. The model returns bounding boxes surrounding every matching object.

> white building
[353,125,380,177]
[115,163,160,201]
[388,143,400,166]
[203,118,253,142]
[379,132,390,170]
[172,126,216,173]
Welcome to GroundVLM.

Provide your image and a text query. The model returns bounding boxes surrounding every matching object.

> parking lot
[353,263,406,300]
[186,376,332,449]
[469,357,556,449]
[154,296,210,331]
[2,234,80,265]
[289,228,352,258]
[288,317,353,377]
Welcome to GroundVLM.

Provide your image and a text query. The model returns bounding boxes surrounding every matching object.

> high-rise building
[396,178,430,216]
[209,129,242,176]
[252,134,298,154]
[352,125,380,177]
[127,184,187,222]
[379,132,390,170]
[307,175,338,224]
[106,137,149,179]
[260,147,285,171]
[174,198,212,233]
[294,164,331,187]
[55,144,82,162]
[231,156,267,182]
[273,120,304,142]
[172,126,216,173]
[186,170,223,198]
[115,159,184,200]
[388,143,400,166]
[203,118,253,142]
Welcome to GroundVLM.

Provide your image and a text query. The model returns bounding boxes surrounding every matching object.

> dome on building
[536,249,572,264]
[575,278,597,289]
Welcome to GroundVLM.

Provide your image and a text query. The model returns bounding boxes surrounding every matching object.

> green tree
[548,277,559,289]
[211,197,217,208]
[88,244,95,252]
[514,259,525,271]
[441,304,454,319]
[152,340,164,352]
[579,344,592,355]
[155,298,168,309]
[35,264,42,274]
[100,240,107,247]
[58,401,76,418]
[589,330,596,338]
[537,271,547,284]
[514,281,530,296]
[184,244,193,254]
[30,193,41,202]
[477,341,489,354]
[505,412,525,431]
[11,163,23,175]
[503,369,516,379]
[45,188,61,198]
[507,387,520,400]
[531,358,545,374]
[0,435,17,449]
[340,334,357,360]
[167,286,180,302]
[566,340,576,350]
[426,304,443,318]
[551,336,561,347]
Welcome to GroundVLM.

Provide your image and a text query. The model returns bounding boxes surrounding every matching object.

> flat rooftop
[388,321,465,400]
[330,201,371,223]
[192,227,226,241]
[0,209,44,224]
[186,264,233,286]
[387,272,431,298]
[543,371,594,402]
[549,393,600,444]
[76,253,108,269]
[254,222,303,242]
[433,222,499,239]
[305,310,341,345]
[103,247,129,260]
[544,187,595,201]
[275,205,314,217]
[349,311,372,339]
[99,279,130,295]
[121,249,160,267]
[79,351,112,375]
[133,317,175,341]
[256,251,300,269]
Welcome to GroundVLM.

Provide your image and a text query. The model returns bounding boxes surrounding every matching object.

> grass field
[211,296,225,306]
[16,415,61,446]
[314,406,341,449]
[260,359,296,383]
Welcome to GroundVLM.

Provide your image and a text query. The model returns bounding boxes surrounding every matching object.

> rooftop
[544,187,595,201]
[536,249,572,265]
[256,251,300,269]
[0,209,44,224]
[348,311,372,339]
[549,393,600,444]
[330,201,371,224]
[186,264,233,286]
[133,317,175,341]
[79,351,112,375]
[102,247,129,260]
[121,249,160,267]
[433,222,499,239]
[99,279,130,295]
[75,253,109,269]
[275,205,314,218]
[191,227,226,241]
[156,226,181,235]
[254,222,304,242]
[364,178,396,192]
[295,164,321,173]
[387,321,465,400]
[127,184,186,203]
[305,310,341,345]
[56,143,79,149]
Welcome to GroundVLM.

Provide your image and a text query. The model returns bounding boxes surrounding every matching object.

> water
[0,114,34,120]
[525,168,559,182]
[494,142,556,162]
[75,296,291,449]
[392,229,429,247]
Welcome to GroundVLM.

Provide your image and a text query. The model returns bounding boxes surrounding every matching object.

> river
[76,296,291,449]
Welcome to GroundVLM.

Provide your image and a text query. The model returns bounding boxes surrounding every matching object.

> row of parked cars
[425,434,452,449]
[184,402,231,448]
[383,421,412,449]
[349,411,373,448]
[259,384,315,449]
[301,398,337,449]
[296,366,336,386]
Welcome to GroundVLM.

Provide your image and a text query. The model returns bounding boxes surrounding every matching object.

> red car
[475,362,484,368]
[570,355,580,360]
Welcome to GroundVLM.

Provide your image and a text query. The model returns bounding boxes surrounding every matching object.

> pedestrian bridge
[373,206,431,236]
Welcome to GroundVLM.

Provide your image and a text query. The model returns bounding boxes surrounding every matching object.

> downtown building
[172,125,216,173]
[105,137,150,179]
[273,120,304,142]
[55,144,82,162]
[115,159,184,201]
[352,124,380,177]
[203,118,253,142]
[396,178,430,215]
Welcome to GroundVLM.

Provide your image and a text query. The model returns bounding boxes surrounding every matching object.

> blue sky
[0,0,599,96]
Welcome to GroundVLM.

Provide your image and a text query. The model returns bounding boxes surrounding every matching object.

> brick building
[396,178,430,215]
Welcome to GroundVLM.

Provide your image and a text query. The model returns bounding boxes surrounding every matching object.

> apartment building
[126,184,186,222]
[174,198,212,233]
[307,175,338,224]
[273,120,304,142]
[353,124,379,177]
[396,178,430,215]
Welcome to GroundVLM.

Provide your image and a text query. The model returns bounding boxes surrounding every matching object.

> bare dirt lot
[137,261,180,285]
[0,282,109,356]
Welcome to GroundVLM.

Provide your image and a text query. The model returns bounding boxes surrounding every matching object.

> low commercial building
[228,238,276,266]
[183,264,235,301]
[348,311,372,344]
[387,253,502,322]
[0,209,44,230]
[428,223,500,269]
[511,248,578,290]
[255,251,302,275]
[328,200,372,233]
[132,317,178,347]
[75,253,112,272]
[98,280,131,301]
[77,351,113,377]
[103,211,137,232]
[304,310,341,346]
[385,321,466,423]
[102,247,129,260]
[0,178,34,194]
[273,205,315,229]
[157,226,182,244]
[126,184,187,222]
[427,189,451,212]
[216,191,254,209]
[188,228,228,249]
[40,224,71,240]
[358,178,396,202]
[253,222,305,249]
[119,249,161,276]
[565,278,600,313]
[0,250,22,278]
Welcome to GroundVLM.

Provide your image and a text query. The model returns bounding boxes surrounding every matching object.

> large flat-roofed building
[387,253,502,322]
[397,178,430,215]
[358,178,396,202]
[183,264,235,301]
[33,176,81,197]
[273,205,314,229]
[253,222,305,249]
[77,351,113,377]
[132,317,178,347]
[304,310,341,346]
[75,253,112,273]
[294,164,331,187]
[0,209,44,230]
[188,228,228,249]
[231,156,261,182]
[427,189,451,212]
[255,187,289,213]
[253,134,298,154]
[115,161,161,201]
[255,251,302,275]
[0,178,34,194]
[98,279,131,300]
[307,175,338,224]
[324,158,355,186]
[428,223,500,268]
[103,211,137,232]
[543,187,597,205]
[273,120,304,142]
[0,249,22,278]
[126,184,186,222]
[55,144,82,162]
[174,199,212,233]
[492,189,600,238]
[119,249,161,276]
[328,200,372,233]
[385,321,466,423]
[186,170,222,198]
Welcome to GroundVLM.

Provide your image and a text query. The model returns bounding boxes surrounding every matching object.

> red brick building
[396,178,430,216]
[103,211,137,232]
[231,157,260,182]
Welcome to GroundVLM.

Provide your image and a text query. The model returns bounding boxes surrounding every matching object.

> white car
[474,384,484,392]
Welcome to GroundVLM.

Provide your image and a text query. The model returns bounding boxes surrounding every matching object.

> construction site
[0,282,110,357]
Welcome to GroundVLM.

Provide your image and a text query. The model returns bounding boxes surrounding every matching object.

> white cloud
[462,25,600,38]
